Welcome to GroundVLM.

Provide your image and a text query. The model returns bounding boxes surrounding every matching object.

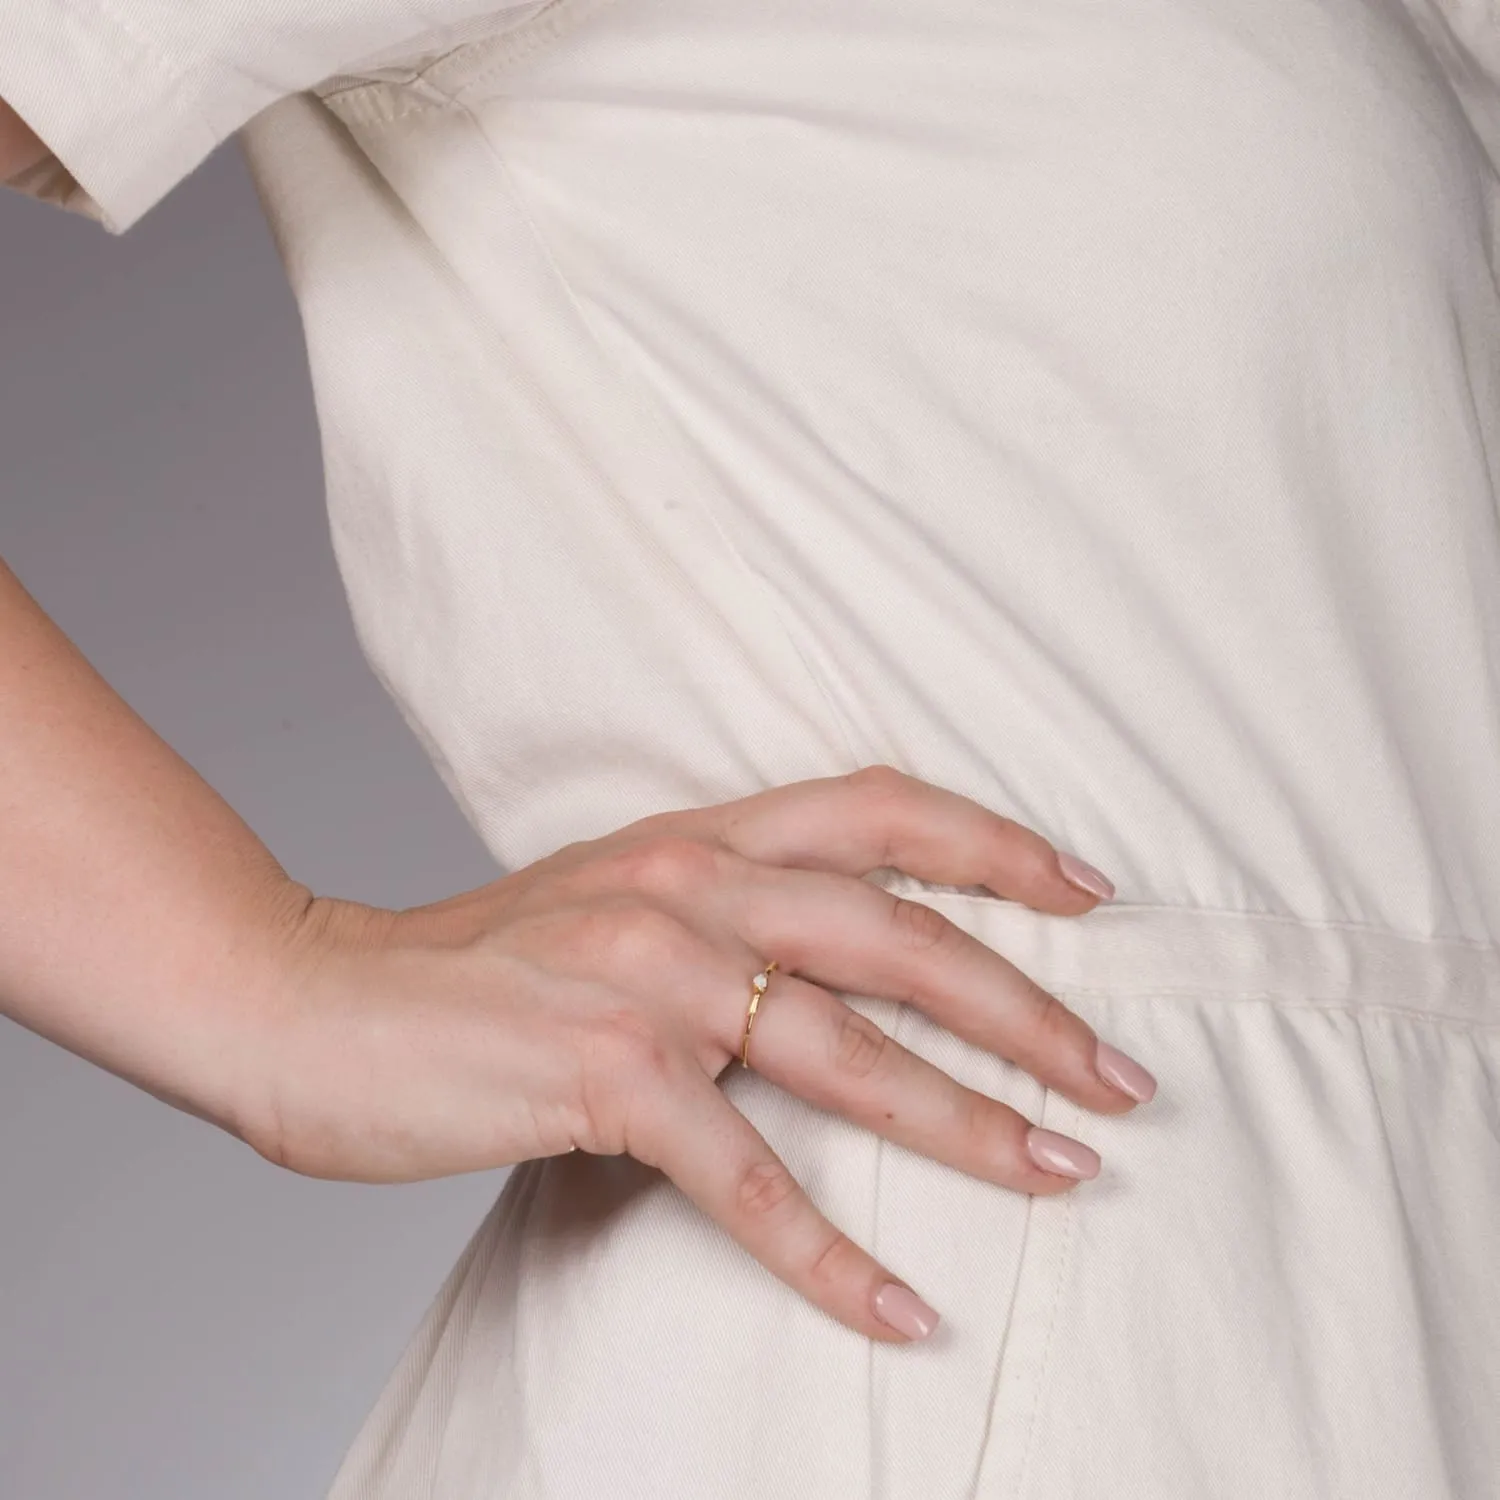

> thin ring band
[740,960,779,1068]
[566,959,779,1148]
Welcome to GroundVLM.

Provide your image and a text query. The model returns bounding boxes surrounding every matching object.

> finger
[721,859,1155,1114]
[739,967,1101,1192]
[631,1066,943,1344]
[696,764,1115,913]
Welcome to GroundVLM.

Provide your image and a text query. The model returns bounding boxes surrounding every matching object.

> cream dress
[4,1,1499,1494]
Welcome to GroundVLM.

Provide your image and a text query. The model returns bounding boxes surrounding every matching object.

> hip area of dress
[320,868,1500,1500]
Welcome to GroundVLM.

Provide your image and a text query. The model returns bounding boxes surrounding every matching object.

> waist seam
[870,873,1500,1023]
[869,871,1500,955]
[1049,987,1500,1032]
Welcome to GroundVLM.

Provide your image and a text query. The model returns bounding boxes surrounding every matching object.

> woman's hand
[252,765,1156,1343]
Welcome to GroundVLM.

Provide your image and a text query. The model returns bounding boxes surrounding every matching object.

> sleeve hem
[0,7,222,234]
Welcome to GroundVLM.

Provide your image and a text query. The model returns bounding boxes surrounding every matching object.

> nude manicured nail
[1057,851,1115,900]
[1094,1041,1157,1103]
[874,1282,940,1340]
[1026,1127,1101,1180]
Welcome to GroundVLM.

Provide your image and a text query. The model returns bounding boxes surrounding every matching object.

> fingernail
[874,1282,940,1340]
[1026,1126,1101,1180]
[1094,1041,1157,1103]
[1057,851,1115,901]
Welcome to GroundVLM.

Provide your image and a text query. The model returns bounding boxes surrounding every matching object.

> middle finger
[724,860,1150,1116]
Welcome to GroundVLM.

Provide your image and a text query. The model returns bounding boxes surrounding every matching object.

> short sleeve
[0,3,547,234]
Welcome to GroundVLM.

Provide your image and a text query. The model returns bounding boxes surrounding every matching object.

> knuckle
[957,1088,1007,1162]
[591,901,692,971]
[608,834,722,899]
[806,1226,858,1290]
[584,1007,674,1083]
[841,764,917,869]
[1024,986,1078,1053]
[575,1016,673,1161]
[843,763,914,825]
[831,1007,891,1081]
[734,1157,802,1222]
[843,762,911,797]
[998,832,1061,888]
[888,894,961,956]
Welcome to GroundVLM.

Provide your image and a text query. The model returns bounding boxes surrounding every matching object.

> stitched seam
[314,0,578,117]
[402,1,563,87]
[1013,1096,1079,1499]
[965,1155,1040,1497]
[326,95,450,126]
[430,0,620,99]
[1055,989,1500,1031]
[895,889,1500,955]
[868,998,910,1498]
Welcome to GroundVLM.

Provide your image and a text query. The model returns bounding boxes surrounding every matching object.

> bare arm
[0,553,322,1138]
[0,97,48,179]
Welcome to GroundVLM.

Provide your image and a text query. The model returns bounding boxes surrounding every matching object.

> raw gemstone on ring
[753,971,770,992]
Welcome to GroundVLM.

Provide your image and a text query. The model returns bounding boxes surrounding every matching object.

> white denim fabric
[3,2,1499,1496]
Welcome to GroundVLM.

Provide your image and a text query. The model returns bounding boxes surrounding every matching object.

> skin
[0,97,47,179]
[0,98,1158,1344]
[0,551,1154,1342]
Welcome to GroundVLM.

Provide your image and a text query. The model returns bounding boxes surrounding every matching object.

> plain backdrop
[0,142,516,1498]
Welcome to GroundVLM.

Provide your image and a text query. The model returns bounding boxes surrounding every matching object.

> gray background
[1,142,514,1498]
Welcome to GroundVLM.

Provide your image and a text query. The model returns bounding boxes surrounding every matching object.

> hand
[250,765,1156,1343]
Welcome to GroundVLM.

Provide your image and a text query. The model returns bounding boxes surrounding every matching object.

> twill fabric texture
[3,1,1499,1496]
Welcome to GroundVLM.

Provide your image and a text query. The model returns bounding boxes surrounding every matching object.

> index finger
[696,765,1115,913]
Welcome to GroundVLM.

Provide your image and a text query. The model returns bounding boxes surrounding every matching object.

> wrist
[182,876,330,1148]
[86,876,330,1149]
[232,889,402,1167]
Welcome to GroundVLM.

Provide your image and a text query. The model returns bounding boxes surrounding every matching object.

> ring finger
[727,962,1100,1193]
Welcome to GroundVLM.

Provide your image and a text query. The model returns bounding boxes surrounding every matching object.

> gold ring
[740,960,779,1069]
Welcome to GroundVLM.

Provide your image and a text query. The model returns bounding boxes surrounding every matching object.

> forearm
[0,553,318,1140]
